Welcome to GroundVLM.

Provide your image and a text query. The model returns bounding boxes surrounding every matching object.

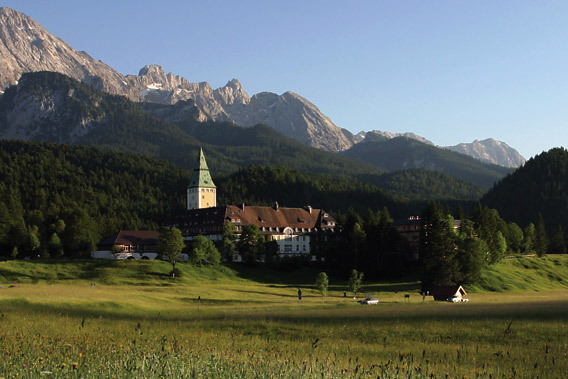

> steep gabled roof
[99,230,160,246]
[225,205,336,230]
[430,285,467,297]
[188,148,216,188]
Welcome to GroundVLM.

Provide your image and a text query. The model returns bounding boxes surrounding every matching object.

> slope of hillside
[215,165,400,214]
[375,169,485,201]
[474,255,568,292]
[481,147,568,231]
[343,137,512,188]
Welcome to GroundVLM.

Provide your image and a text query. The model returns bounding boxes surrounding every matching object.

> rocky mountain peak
[138,64,166,77]
[214,78,250,106]
[0,7,355,151]
[445,138,525,168]
[226,78,242,90]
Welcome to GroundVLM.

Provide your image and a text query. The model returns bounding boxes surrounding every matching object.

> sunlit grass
[1,255,567,377]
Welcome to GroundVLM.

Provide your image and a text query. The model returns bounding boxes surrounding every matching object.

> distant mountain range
[343,137,512,188]
[0,71,489,205]
[0,6,524,167]
[357,130,525,168]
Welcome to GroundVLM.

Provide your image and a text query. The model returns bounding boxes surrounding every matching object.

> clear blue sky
[5,0,568,159]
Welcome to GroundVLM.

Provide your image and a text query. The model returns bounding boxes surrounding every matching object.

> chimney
[274,201,279,211]
[305,205,312,214]
[240,203,245,211]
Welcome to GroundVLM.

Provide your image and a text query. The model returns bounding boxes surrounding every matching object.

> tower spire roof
[188,148,216,188]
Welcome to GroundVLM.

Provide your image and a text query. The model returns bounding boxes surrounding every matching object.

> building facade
[172,148,337,260]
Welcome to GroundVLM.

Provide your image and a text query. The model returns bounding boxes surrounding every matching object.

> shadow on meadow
[2,294,567,327]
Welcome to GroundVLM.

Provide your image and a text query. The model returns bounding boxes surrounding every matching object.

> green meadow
[0,256,567,378]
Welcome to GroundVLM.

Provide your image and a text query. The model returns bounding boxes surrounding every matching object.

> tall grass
[1,292,566,378]
[0,255,567,377]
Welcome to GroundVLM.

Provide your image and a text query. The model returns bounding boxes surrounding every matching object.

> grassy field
[0,255,567,378]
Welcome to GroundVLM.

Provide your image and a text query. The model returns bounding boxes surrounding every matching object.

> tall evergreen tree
[420,203,460,289]
[524,223,536,254]
[238,224,262,263]
[549,225,566,254]
[535,213,549,257]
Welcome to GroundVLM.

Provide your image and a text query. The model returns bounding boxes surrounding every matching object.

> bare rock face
[445,139,526,168]
[0,73,104,143]
[0,7,353,152]
[0,7,126,95]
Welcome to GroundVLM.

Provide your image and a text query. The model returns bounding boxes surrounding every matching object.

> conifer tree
[535,213,549,257]
[524,223,536,253]
[549,225,566,254]
[420,203,460,289]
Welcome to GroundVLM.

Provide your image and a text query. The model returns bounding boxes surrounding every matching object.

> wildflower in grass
[72,362,78,369]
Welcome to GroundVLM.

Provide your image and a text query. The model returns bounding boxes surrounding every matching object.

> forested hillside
[216,166,400,214]
[343,137,512,188]
[0,140,483,259]
[0,140,189,258]
[482,147,568,233]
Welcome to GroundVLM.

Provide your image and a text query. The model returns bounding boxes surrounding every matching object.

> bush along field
[0,256,567,378]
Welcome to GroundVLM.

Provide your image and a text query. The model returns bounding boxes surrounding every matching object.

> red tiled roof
[224,205,334,230]
[169,205,336,235]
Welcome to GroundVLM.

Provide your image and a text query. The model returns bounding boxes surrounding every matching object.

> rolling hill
[343,137,512,188]
[482,147,568,232]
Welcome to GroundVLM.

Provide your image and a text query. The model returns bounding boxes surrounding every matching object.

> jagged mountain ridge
[0,71,372,178]
[0,71,488,203]
[0,7,353,151]
[0,6,524,163]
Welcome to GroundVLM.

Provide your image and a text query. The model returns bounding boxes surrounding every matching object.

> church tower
[187,148,217,209]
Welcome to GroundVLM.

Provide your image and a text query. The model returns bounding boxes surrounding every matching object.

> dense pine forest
[482,147,568,234]
[0,141,189,258]
[1,139,564,283]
